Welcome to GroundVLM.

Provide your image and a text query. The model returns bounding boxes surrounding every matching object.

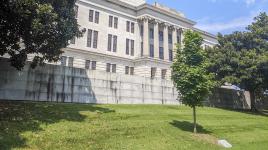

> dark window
[159,47,164,60]
[112,64,116,73]
[89,10,94,22]
[159,31,163,42]
[131,22,135,33]
[95,11,99,24]
[68,57,74,67]
[150,28,154,39]
[107,34,112,51]
[87,29,92,47]
[168,34,172,44]
[114,17,118,29]
[126,21,130,32]
[151,67,156,78]
[130,40,134,56]
[169,49,173,61]
[150,44,154,58]
[85,60,90,69]
[161,69,167,79]
[177,31,180,43]
[74,5,78,18]
[113,36,117,52]
[70,37,75,44]
[93,31,98,48]
[141,42,143,56]
[91,61,96,70]
[125,66,129,75]
[106,63,111,72]
[109,16,113,27]
[130,67,134,75]
[126,39,129,55]
[61,56,67,66]
[140,25,144,36]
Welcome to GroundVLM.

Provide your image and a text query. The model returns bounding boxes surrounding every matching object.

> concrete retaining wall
[0,59,179,104]
[206,88,251,110]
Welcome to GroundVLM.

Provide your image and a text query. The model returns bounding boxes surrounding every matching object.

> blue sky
[147,0,268,35]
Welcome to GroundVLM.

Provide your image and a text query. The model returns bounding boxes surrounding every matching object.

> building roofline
[193,27,217,39]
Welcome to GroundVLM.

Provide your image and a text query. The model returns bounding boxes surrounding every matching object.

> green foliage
[206,12,268,101]
[0,0,83,70]
[172,30,215,108]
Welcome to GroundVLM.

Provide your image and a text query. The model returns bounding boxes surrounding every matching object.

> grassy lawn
[1,101,268,150]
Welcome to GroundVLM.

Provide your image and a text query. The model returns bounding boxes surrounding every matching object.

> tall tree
[206,12,268,111]
[0,0,83,70]
[172,30,215,133]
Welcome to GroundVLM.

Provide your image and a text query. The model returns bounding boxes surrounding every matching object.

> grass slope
[0,101,268,150]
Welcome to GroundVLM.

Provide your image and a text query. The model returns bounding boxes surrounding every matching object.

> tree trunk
[249,91,258,112]
[193,106,197,133]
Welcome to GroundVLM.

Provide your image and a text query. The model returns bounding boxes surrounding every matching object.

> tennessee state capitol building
[0,0,218,104]
[61,0,217,80]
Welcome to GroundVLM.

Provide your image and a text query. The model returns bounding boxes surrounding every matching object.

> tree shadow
[0,100,115,150]
[170,120,212,134]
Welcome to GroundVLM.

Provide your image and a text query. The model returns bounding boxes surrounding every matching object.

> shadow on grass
[170,120,212,134]
[0,100,115,150]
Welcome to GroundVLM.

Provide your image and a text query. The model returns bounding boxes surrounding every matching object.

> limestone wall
[0,59,179,104]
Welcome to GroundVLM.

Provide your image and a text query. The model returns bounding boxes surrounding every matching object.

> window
[126,21,130,32]
[125,66,134,75]
[91,61,96,70]
[106,63,111,72]
[161,69,167,79]
[130,67,134,75]
[140,25,144,36]
[112,64,116,73]
[131,22,135,33]
[68,57,74,67]
[114,17,118,29]
[150,44,154,58]
[113,35,117,52]
[74,5,78,18]
[177,31,181,43]
[61,56,67,66]
[141,42,143,56]
[151,67,156,78]
[95,11,99,24]
[109,16,113,27]
[150,28,154,39]
[107,34,112,51]
[125,66,129,75]
[159,47,164,60]
[89,10,94,22]
[130,40,134,56]
[168,34,172,44]
[85,60,90,69]
[87,29,92,47]
[126,39,129,55]
[169,49,173,61]
[159,31,163,42]
[70,37,75,44]
[93,31,98,48]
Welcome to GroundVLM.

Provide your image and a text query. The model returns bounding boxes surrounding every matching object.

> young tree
[172,30,215,133]
[0,0,83,70]
[206,12,268,111]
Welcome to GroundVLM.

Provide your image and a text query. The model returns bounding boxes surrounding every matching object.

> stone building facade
[52,0,218,80]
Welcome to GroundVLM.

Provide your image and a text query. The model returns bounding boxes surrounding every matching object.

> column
[143,18,149,57]
[163,24,169,61]
[172,28,177,59]
[153,21,159,59]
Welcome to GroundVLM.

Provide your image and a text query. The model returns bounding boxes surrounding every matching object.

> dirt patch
[192,133,218,145]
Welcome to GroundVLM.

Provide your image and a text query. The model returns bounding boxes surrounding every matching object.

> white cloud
[195,11,260,33]
[208,0,256,6]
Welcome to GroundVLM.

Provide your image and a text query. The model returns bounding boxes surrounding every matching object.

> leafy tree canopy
[0,0,83,70]
[206,12,268,110]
